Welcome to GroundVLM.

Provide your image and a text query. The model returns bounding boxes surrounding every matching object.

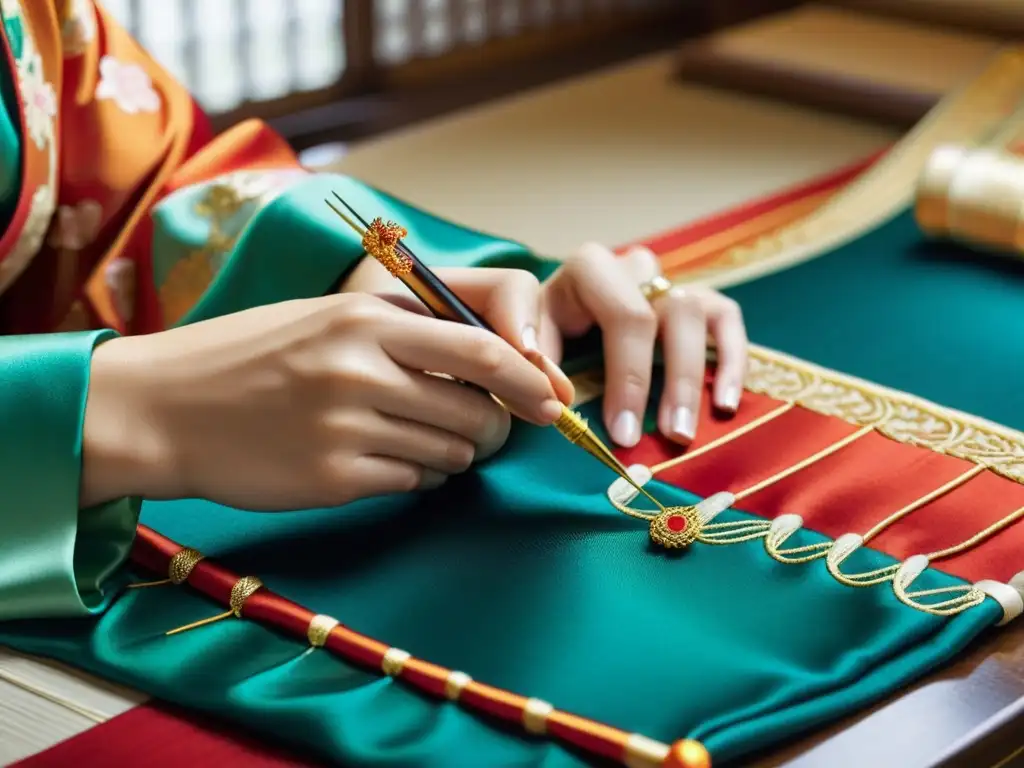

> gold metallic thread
[228,576,264,617]
[915,144,1024,253]
[164,576,264,636]
[307,614,340,648]
[169,548,205,584]
[553,406,668,513]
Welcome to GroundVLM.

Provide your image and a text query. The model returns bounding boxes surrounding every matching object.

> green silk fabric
[0,396,999,766]
[0,330,139,619]
[0,179,1007,766]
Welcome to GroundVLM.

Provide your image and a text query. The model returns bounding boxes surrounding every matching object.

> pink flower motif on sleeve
[21,52,57,149]
[95,56,161,115]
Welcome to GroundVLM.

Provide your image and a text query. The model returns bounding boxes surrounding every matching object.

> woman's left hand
[342,242,748,448]
[533,243,748,447]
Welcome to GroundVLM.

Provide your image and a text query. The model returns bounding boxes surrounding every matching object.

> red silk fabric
[13,702,323,768]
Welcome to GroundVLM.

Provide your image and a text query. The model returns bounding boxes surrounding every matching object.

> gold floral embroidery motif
[159,250,215,328]
[156,170,308,327]
[571,344,1024,485]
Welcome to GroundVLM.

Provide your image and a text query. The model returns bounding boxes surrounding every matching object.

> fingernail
[539,398,563,423]
[420,470,447,490]
[524,349,574,405]
[718,385,741,412]
[671,407,697,441]
[521,325,538,351]
[612,411,641,447]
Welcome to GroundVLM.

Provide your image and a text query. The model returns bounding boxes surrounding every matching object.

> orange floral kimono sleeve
[0,0,370,620]
[0,0,356,337]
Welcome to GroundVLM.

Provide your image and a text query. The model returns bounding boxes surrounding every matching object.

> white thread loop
[607,465,653,507]
[695,492,736,524]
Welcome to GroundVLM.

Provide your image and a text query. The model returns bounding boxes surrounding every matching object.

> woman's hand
[80,293,568,510]
[538,243,748,447]
[347,246,748,448]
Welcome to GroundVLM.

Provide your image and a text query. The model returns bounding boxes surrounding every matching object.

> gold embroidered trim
[573,342,1024,485]
[745,346,1024,484]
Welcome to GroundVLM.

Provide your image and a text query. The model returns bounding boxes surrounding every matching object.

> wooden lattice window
[102,0,347,113]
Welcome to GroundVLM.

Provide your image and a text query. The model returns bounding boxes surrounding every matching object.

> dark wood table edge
[928,695,1024,768]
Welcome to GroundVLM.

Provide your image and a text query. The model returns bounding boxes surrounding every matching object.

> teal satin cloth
[724,210,1024,431]
[0,394,999,766]
[0,181,1010,766]
[178,175,559,328]
[0,330,138,619]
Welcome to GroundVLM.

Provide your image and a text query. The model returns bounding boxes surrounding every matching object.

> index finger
[381,314,563,426]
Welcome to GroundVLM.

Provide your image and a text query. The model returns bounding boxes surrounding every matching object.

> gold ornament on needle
[324,193,668,513]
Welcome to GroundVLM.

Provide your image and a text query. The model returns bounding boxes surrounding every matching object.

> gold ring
[639,275,672,304]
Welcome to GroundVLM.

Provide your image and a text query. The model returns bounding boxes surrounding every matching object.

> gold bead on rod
[127,547,205,589]
[165,576,264,636]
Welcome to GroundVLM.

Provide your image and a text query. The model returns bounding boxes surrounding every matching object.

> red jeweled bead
[666,514,688,533]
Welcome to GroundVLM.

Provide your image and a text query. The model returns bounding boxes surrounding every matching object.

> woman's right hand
[80,293,567,511]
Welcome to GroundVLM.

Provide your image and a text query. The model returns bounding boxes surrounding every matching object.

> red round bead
[666,514,688,533]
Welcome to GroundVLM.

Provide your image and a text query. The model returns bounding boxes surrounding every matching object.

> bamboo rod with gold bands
[129,525,711,768]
